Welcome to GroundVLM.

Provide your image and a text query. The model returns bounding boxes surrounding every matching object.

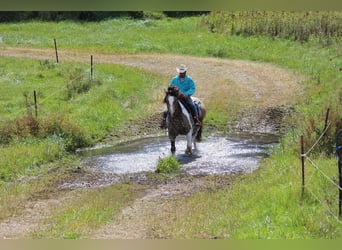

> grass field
[0,12,341,238]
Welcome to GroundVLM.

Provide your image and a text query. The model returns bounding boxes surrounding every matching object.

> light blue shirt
[170,75,196,96]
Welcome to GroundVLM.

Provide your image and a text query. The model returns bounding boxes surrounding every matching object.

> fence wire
[305,186,342,224]
[305,156,342,191]
[304,121,331,156]
[301,121,342,220]
[0,67,95,124]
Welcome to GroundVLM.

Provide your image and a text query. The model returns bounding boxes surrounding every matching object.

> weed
[65,67,102,100]
[156,156,180,174]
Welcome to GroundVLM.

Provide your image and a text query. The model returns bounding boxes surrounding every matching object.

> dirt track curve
[0,47,305,239]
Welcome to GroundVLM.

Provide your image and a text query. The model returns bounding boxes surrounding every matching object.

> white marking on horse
[178,101,192,128]
[178,101,193,152]
[168,95,175,116]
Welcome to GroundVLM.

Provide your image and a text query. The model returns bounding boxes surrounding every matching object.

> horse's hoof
[185,149,192,155]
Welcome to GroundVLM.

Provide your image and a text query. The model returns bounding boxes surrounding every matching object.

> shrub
[0,114,90,152]
[156,156,180,174]
[0,116,39,143]
[39,114,91,152]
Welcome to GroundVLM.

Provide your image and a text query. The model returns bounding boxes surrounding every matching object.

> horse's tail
[196,103,206,142]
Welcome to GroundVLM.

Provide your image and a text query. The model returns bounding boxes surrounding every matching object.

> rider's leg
[185,97,200,126]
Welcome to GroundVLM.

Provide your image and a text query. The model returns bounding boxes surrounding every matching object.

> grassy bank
[149,145,342,239]
[0,57,164,180]
[0,13,341,238]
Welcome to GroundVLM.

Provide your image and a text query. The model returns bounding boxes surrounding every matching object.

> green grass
[29,183,141,239]
[0,56,164,181]
[0,14,341,238]
[0,17,208,54]
[0,138,63,180]
[150,146,342,239]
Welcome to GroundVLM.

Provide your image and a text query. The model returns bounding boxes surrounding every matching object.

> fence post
[90,55,94,80]
[54,38,59,63]
[33,90,38,119]
[336,129,342,218]
[323,108,330,136]
[301,135,305,196]
[339,157,342,218]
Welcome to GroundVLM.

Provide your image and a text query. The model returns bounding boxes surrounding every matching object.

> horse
[163,86,206,155]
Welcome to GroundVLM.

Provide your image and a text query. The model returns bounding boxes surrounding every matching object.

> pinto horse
[163,86,206,154]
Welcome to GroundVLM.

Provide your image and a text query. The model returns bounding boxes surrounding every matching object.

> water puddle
[80,133,278,176]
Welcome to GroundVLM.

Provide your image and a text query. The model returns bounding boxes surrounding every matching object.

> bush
[0,114,90,152]
[39,114,90,152]
[156,156,180,174]
[0,116,39,143]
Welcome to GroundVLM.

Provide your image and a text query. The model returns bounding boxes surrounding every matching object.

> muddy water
[80,133,278,176]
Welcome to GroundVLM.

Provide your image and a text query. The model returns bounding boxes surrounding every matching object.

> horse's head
[166,86,180,98]
[163,86,181,117]
[163,86,180,104]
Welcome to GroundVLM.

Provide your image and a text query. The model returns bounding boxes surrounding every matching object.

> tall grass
[204,11,342,45]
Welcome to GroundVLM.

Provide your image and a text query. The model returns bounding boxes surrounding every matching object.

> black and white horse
[163,86,206,154]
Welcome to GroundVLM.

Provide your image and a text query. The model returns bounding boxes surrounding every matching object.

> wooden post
[339,158,342,218]
[90,55,94,80]
[323,108,330,136]
[336,129,342,218]
[54,38,59,63]
[301,135,305,196]
[33,90,38,118]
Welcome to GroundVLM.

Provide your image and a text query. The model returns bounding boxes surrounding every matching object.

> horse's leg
[185,131,192,155]
[195,125,202,142]
[193,140,197,151]
[170,140,176,154]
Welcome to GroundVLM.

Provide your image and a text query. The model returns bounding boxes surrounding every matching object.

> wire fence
[300,117,342,221]
[0,48,171,141]
[0,52,98,125]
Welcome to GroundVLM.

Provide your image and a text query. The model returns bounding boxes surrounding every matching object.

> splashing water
[80,134,278,176]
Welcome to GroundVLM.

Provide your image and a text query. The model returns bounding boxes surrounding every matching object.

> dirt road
[0,46,305,239]
[0,46,304,107]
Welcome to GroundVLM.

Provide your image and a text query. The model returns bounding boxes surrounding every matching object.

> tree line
[0,11,210,22]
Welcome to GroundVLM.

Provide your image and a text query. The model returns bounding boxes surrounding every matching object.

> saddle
[179,96,202,117]
[192,97,202,116]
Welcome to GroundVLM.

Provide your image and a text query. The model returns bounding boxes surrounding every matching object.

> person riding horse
[160,64,200,129]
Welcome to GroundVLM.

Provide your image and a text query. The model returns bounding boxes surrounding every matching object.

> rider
[160,64,200,128]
